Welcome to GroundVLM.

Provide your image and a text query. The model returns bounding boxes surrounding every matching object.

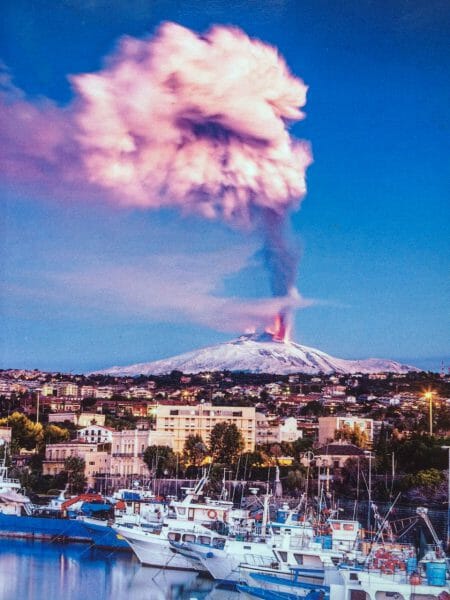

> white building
[279,417,303,443]
[256,413,303,445]
[77,425,113,444]
[109,429,172,479]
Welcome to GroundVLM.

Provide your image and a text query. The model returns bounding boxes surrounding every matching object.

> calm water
[0,539,239,600]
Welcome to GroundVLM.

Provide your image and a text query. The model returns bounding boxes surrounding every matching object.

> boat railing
[0,476,21,486]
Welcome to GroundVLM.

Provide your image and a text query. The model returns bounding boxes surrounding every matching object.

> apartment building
[110,429,149,479]
[43,441,110,486]
[154,403,256,453]
[77,425,114,444]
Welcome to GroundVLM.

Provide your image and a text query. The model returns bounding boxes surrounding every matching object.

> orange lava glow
[266,313,289,342]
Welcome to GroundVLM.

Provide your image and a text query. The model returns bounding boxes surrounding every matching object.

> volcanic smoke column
[0,22,312,338]
[72,23,312,338]
[262,209,299,341]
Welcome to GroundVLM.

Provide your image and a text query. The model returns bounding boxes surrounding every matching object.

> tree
[291,437,314,456]
[401,468,444,489]
[209,422,244,464]
[335,424,369,448]
[389,433,449,474]
[239,450,265,469]
[143,445,178,477]
[81,397,97,410]
[64,456,86,494]
[266,443,282,466]
[0,412,43,453]
[183,435,208,467]
[44,424,70,445]
[285,469,305,494]
[400,469,446,504]
[299,401,326,416]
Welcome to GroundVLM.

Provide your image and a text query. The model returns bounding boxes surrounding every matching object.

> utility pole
[36,391,40,424]
[441,446,450,550]
[365,450,373,536]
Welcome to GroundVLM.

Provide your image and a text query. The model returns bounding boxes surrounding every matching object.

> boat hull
[114,525,203,571]
[0,513,91,543]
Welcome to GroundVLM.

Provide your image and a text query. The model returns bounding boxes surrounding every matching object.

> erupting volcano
[95,335,418,376]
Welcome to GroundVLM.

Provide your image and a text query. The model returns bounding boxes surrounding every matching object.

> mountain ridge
[93,333,418,376]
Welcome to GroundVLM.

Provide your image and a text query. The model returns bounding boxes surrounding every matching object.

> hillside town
[0,367,449,506]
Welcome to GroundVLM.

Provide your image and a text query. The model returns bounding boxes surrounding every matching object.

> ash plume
[0,23,312,335]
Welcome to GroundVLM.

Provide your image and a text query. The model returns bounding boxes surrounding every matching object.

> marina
[0,454,449,599]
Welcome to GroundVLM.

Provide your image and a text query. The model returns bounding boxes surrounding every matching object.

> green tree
[235,451,266,479]
[81,397,97,410]
[401,468,444,489]
[209,422,244,464]
[285,469,305,494]
[0,412,43,453]
[183,435,208,467]
[143,445,178,477]
[44,424,70,445]
[64,456,86,494]
[389,433,449,473]
[291,437,314,456]
[299,401,326,416]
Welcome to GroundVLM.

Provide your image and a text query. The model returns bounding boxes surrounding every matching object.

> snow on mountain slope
[93,333,418,376]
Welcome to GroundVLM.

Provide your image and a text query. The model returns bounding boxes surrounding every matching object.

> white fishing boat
[330,556,450,600]
[0,440,33,516]
[112,473,237,570]
[239,506,450,600]
[172,489,362,583]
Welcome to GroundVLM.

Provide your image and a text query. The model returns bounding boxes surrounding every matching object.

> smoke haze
[0,23,312,335]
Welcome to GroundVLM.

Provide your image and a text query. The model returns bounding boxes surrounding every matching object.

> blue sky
[1,0,449,372]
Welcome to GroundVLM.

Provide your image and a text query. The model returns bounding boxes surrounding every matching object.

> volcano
[94,332,418,376]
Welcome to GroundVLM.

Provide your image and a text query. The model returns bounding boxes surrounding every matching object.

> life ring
[207,509,218,520]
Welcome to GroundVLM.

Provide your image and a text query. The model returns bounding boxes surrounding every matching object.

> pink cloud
[0,23,311,224]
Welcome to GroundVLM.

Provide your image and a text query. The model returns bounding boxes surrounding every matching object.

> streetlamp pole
[429,395,432,436]
[364,450,373,536]
[424,391,434,436]
[441,446,450,549]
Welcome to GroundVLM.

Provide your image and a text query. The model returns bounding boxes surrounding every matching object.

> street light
[423,390,435,436]
[441,445,450,549]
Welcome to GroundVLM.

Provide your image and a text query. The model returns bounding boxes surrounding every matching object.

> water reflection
[0,540,239,600]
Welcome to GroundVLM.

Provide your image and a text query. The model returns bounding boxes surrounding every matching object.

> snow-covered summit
[93,332,418,376]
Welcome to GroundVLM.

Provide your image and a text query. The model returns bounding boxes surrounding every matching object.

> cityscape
[1,0,449,599]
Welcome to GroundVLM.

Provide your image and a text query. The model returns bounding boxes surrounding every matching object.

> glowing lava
[266,313,290,343]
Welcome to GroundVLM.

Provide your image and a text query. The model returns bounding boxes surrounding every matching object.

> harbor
[0,456,449,600]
